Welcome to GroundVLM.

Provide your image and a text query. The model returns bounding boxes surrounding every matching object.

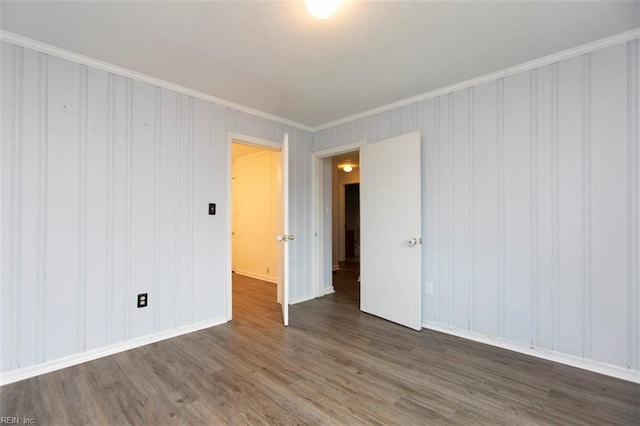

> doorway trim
[226,131,282,321]
[310,141,365,299]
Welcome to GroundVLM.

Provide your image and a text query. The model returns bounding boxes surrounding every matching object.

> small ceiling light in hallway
[305,0,342,20]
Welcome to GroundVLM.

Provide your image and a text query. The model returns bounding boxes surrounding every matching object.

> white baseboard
[234,270,277,284]
[0,316,227,386]
[322,286,335,296]
[289,294,315,305]
[422,321,640,384]
[332,264,340,271]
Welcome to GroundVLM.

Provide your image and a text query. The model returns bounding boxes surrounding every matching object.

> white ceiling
[1,1,638,128]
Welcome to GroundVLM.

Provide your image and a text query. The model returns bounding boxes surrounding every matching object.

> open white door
[276,134,291,326]
[360,131,422,330]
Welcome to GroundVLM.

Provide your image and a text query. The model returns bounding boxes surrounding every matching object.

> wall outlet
[137,293,148,308]
[425,283,433,295]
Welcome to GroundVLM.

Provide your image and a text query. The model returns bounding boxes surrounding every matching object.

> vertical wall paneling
[210,105,216,316]
[467,87,475,331]
[503,71,533,344]
[556,56,584,358]
[629,39,640,371]
[551,63,560,351]
[497,78,505,338]
[12,46,23,368]
[418,98,437,322]
[106,72,115,345]
[590,45,629,367]
[19,48,40,368]
[188,97,194,324]
[124,78,133,340]
[153,87,161,332]
[530,69,539,347]
[130,80,156,338]
[434,98,441,323]
[157,88,178,333]
[174,94,182,328]
[472,81,500,337]
[451,89,470,330]
[36,52,49,364]
[77,64,88,353]
[581,54,592,360]
[46,56,80,361]
[535,64,554,349]
[111,75,128,345]
[85,67,109,351]
[448,95,454,327]
[212,105,228,317]
[192,99,213,322]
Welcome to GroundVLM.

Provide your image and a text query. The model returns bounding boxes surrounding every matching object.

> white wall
[314,40,640,373]
[232,150,279,283]
[0,41,313,378]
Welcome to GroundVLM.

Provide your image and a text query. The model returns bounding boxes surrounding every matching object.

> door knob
[277,234,295,242]
[408,237,422,247]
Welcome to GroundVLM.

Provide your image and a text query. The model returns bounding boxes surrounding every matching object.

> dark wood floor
[1,268,639,425]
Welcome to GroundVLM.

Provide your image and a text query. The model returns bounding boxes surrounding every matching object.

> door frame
[310,141,365,299]
[226,131,282,321]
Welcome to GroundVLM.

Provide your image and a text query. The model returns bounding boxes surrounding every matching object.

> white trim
[322,286,335,296]
[0,317,227,386]
[332,264,340,271]
[0,31,314,133]
[233,270,277,284]
[312,141,366,157]
[2,29,637,134]
[314,27,640,131]
[227,132,282,322]
[289,294,315,305]
[422,321,640,384]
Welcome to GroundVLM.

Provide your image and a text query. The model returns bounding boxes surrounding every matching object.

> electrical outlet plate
[137,293,148,308]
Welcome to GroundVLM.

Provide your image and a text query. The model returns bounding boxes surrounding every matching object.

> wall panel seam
[210,104,215,314]
[468,87,474,331]
[551,63,560,351]
[36,52,48,364]
[627,40,640,370]
[582,54,593,359]
[448,93,454,327]
[435,98,440,322]
[125,79,133,339]
[77,64,88,352]
[106,73,114,345]
[12,45,24,368]
[175,95,181,328]
[153,88,161,332]
[531,70,539,347]
[189,98,195,324]
[497,78,505,337]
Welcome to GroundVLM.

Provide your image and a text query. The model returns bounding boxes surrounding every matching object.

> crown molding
[313,27,640,132]
[1,27,638,135]
[0,30,314,133]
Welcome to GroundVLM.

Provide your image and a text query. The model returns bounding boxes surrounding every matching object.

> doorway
[227,132,289,325]
[310,146,363,306]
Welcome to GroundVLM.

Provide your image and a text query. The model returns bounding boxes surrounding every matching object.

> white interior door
[360,131,422,330]
[276,134,290,326]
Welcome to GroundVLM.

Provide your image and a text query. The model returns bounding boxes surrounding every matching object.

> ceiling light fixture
[343,165,353,173]
[305,0,342,20]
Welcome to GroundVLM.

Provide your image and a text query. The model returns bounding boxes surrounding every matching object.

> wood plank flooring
[1,270,639,425]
